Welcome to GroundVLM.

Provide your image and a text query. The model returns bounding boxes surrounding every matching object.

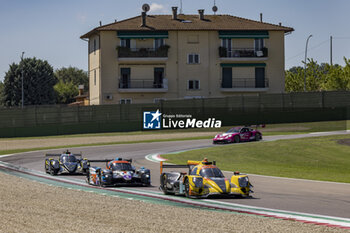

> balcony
[118,79,168,93]
[117,46,169,62]
[221,78,269,92]
[219,47,268,61]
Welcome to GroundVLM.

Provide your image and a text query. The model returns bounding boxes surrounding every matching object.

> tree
[0,81,4,106]
[285,57,350,92]
[54,67,88,104]
[321,58,350,90]
[3,57,56,106]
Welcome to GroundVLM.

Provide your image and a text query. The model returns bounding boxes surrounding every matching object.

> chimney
[279,22,282,26]
[141,12,147,27]
[260,13,263,22]
[198,9,205,20]
[172,7,178,20]
[99,21,102,26]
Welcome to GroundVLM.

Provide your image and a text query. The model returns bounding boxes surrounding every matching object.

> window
[188,80,200,90]
[120,68,131,88]
[154,38,164,49]
[221,38,232,57]
[94,70,96,86]
[153,98,166,103]
[93,39,96,54]
[221,39,232,50]
[154,67,164,88]
[254,39,264,51]
[188,54,200,64]
[120,38,130,48]
[120,98,132,104]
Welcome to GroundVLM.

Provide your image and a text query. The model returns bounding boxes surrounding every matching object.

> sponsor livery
[213,126,262,144]
[45,150,89,176]
[160,159,253,198]
[86,158,151,187]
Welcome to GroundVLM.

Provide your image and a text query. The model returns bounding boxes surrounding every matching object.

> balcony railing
[222,78,269,88]
[219,47,268,58]
[117,45,169,58]
[119,79,168,89]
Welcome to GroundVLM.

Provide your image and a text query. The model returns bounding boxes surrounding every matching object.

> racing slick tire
[234,135,240,143]
[45,163,49,174]
[85,172,90,184]
[50,168,58,176]
[184,178,190,198]
[161,174,169,195]
[98,172,105,187]
[255,133,262,141]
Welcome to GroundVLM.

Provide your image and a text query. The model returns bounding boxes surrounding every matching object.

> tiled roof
[81,14,293,38]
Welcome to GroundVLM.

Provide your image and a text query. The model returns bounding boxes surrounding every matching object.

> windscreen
[111,163,133,171]
[200,167,224,178]
[61,156,77,163]
[226,127,240,133]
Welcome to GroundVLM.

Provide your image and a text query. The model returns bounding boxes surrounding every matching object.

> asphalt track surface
[1,131,350,219]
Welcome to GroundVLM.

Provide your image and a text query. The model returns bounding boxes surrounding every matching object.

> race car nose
[65,163,77,172]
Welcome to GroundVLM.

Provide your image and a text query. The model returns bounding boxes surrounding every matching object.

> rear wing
[45,153,82,157]
[160,161,189,175]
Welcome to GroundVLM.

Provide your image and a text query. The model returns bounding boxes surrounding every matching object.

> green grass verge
[0,120,348,141]
[162,134,350,183]
[0,136,211,156]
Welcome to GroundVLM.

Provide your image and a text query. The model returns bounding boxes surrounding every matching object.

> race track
[1,131,350,220]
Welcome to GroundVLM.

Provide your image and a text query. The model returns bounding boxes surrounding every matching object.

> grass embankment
[0,120,348,141]
[162,134,350,183]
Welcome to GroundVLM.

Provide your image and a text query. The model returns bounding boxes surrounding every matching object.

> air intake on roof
[172,7,178,20]
[198,9,205,20]
[141,12,147,27]
[141,4,150,27]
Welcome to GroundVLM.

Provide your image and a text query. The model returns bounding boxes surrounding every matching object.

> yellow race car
[159,159,253,198]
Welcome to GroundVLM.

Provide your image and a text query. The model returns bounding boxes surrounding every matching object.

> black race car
[86,158,151,187]
[45,150,89,175]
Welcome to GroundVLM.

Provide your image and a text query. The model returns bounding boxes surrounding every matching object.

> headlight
[238,177,249,188]
[145,174,150,178]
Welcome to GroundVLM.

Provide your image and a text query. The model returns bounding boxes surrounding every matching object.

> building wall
[265,31,285,93]
[88,29,286,104]
[100,31,119,104]
[88,34,101,105]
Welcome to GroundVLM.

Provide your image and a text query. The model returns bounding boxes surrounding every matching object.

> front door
[222,68,232,88]
[255,67,265,88]
[154,68,164,88]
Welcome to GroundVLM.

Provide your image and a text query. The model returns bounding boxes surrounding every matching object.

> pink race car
[213,126,262,144]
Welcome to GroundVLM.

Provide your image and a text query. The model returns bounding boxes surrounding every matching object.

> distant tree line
[0,57,88,107]
[285,57,350,92]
